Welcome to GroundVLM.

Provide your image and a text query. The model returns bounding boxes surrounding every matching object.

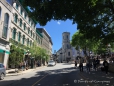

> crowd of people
[74,56,109,75]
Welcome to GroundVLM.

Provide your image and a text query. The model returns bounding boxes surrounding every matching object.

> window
[22,35,25,44]
[14,13,18,23]
[33,33,34,38]
[30,40,32,47]
[20,8,23,15]
[67,35,68,39]
[24,23,26,30]
[27,38,29,46]
[20,19,22,27]
[31,30,32,37]
[36,36,37,40]
[0,7,1,19]
[18,32,21,42]
[16,3,19,10]
[68,52,70,56]
[2,13,9,38]
[24,13,26,19]
[28,28,30,34]
[12,28,16,40]
[29,19,30,24]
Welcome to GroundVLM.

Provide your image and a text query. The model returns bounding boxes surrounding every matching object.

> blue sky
[36,19,77,53]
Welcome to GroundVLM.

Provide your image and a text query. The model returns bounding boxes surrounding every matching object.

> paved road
[0,63,114,86]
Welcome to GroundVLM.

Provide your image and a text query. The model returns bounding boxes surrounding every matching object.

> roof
[37,28,50,38]
[37,28,53,45]
[36,29,43,38]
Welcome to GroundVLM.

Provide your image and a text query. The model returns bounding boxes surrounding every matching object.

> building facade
[56,32,85,62]
[0,0,52,68]
[0,0,12,67]
[37,28,53,58]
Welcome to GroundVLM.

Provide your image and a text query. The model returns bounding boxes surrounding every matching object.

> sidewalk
[6,66,47,76]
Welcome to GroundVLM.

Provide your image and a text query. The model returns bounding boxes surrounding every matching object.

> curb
[6,66,47,76]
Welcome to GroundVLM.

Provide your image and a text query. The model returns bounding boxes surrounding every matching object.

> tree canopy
[23,0,114,44]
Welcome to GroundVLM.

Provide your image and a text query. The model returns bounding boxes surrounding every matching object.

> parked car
[0,63,6,80]
[48,60,56,66]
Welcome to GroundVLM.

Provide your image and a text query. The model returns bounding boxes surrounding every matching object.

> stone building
[0,0,12,67]
[37,28,53,58]
[0,0,53,68]
[56,32,85,62]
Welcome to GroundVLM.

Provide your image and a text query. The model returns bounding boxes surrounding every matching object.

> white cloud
[57,21,61,25]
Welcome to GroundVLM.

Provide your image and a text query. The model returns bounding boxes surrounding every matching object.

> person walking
[103,59,109,75]
[86,57,91,74]
[79,57,83,72]
[93,58,97,71]
[74,60,77,68]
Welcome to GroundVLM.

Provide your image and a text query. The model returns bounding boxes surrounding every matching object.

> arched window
[14,13,18,23]
[0,7,1,19]
[20,19,22,27]
[16,3,19,10]
[12,28,16,40]
[2,13,9,38]
[20,8,23,15]
[22,35,25,44]
[18,32,21,42]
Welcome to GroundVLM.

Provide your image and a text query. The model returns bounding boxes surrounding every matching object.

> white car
[48,60,56,66]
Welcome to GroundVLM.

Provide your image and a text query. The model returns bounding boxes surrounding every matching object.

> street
[0,63,114,86]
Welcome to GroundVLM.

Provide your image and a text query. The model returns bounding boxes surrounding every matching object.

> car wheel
[0,73,4,80]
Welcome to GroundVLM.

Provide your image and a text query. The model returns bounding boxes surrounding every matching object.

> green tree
[9,45,24,68]
[23,0,114,44]
[71,31,102,56]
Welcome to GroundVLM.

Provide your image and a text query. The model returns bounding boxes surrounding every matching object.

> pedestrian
[96,57,100,70]
[74,60,77,68]
[86,56,91,73]
[79,57,83,72]
[103,59,109,75]
[93,58,97,71]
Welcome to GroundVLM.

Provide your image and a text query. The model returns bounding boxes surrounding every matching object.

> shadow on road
[0,66,114,86]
